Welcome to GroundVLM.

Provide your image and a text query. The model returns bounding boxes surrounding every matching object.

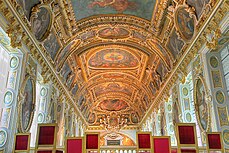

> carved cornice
[152,0,170,36]
[57,0,75,37]
[74,15,152,34]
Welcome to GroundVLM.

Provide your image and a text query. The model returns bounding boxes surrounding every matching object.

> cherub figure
[88,0,138,13]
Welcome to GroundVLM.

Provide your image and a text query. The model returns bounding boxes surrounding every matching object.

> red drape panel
[86,134,98,149]
[15,135,29,150]
[67,139,83,153]
[178,126,195,144]
[153,138,170,153]
[181,149,196,153]
[138,134,151,149]
[38,126,55,145]
[208,134,222,149]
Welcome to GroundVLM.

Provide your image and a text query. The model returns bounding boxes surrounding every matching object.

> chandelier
[100,112,128,132]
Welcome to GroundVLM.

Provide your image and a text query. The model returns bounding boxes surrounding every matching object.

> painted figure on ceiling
[100,27,121,37]
[44,33,60,60]
[32,7,51,41]
[88,0,138,13]
[98,27,129,39]
[178,12,194,35]
[151,70,161,90]
[99,99,128,111]
[167,31,184,58]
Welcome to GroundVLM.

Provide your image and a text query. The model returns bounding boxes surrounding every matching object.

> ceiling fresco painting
[155,60,168,83]
[43,32,61,60]
[167,29,185,59]
[175,6,195,41]
[30,5,52,42]
[88,49,139,69]
[148,40,172,68]
[98,27,130,39]
[131,113,139,123]
[98,99,129,111]
[61,61,78,91]
[55,40,81,67]
[94,83,132,97]
[10,0,220,131]
[71,40,170,127]
[71,0,156,21]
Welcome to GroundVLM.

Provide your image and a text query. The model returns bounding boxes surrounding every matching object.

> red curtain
[138,134,151,149]
[208,134,222,149]
[38,126,55,145]
[178,126,195,144]
[181,149,196,153]
[86,134,99,149]
[67,139,83,153]
[15,135,29,150]
[153,138,170,153]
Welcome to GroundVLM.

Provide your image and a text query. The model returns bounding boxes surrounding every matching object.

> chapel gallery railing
[100,146,137,153]
[100,150,136,153]
[28,146,215,153]
[99,147,212,153]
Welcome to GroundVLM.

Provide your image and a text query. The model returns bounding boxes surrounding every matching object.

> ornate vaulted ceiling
[10,0,216,129]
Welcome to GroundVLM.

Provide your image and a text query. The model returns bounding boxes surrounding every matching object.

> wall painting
[22,78,35,131]
[194,78,209,131]
[18,76,36,132]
